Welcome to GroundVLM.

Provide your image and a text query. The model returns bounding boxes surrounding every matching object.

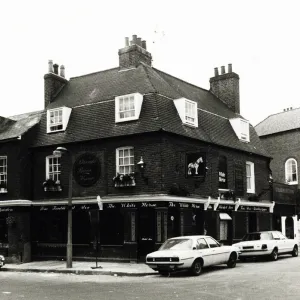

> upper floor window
[115,93,143,123]
[229,118,250,142]
[174,98,198,127]
[246,161,255,193]
[46,154,61,182]
[0,156,7,187]
[47,107,72,133]
[285,158,298,185]
[116,147,134,174]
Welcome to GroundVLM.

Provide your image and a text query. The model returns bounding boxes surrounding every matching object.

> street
[0,255,299,300]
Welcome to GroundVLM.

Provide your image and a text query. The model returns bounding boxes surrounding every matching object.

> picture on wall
[186,152,206,178]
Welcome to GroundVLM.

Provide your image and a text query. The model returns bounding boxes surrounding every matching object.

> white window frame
[240,119,250,142]
[285,158,298,185]
[46,154,61,182]
[0,156,7,187]
[47,107,72,133]
[229,118,250,142]
[116,147,134,175]
[173,98,198,127]
[115,93,143,123]
[246,161,255,193]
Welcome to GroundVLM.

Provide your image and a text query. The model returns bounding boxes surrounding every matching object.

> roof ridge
[70,67,119,80]
[152,67,210,93]
[140,64,157,93]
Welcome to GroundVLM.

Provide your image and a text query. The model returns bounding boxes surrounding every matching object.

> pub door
[285,216,295,239]
[248,213,257,233]
[137,208,155,261]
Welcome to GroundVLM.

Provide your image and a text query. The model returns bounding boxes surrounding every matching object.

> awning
[219,213,232,220]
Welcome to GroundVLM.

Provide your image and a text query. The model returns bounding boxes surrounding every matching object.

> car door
[277,231,294,253]
[271,231,284,253]
[204,237,224,265]
[196,238,214,266]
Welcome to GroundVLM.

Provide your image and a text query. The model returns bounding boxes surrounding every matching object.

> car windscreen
[242,232,273,241]
[159,239,193,250]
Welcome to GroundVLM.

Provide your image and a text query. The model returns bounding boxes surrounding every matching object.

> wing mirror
[192,247,197,250]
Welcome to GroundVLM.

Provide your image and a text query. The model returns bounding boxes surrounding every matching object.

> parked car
[0,255,5,268]
[233,230,298,261]
[146,235,240,276]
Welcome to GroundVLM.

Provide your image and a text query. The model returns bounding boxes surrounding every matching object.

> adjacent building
[0,35,274,263]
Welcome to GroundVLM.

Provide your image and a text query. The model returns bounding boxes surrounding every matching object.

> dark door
[285,217,295,239]
[138,208,155,261]
[248,213,257,232]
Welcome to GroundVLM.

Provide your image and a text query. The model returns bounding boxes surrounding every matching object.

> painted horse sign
[186,152,206,178]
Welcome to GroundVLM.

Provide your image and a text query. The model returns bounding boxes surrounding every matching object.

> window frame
[246,161,255,193]
[46,154,61,182]
[185,100,197,126]
[0,156,7,187]
[240,119,250,142]
[116,146,134,175]
[48,108,63,132]
[285,158,298,185]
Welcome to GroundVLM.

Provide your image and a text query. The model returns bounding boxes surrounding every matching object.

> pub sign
[186,152,206,178]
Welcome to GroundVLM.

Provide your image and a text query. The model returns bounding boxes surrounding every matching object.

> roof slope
[29,64,268,157]
[0,111,42,141]
[255,107,300,136]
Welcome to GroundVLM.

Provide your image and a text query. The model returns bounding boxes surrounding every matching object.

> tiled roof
[255,107,300,136]
[0,111,42,141]
[24,63,268,157]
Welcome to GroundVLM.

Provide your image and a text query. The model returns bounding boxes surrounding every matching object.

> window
[285,158,298,184]
[116,147,134,174]
[205,237,220,248]
[174,98,198,127]
[115,93,143,123]
[229,118,250,142]
[246,161,255,193]
[197,238,209,249]
[47,107,72,133]
[0,156,7,187]
[185,100,196,125]
[46,154,61,182]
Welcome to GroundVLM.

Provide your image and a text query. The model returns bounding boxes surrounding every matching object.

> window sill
[44,186,62,192]
[286,181,298,185]
[247,190,255,194]
[0,189,7,194]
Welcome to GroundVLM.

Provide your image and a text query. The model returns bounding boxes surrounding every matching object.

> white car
[0,255,5,268]
[233,230,298,261]
[146,235,240,276]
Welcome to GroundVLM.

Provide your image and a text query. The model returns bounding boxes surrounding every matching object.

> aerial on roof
[255,107,300,136]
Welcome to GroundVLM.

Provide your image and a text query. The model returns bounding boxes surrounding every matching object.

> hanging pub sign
[218,156,228,189]
[234,165,244,196]
[73,153,101,187]
[186,152,206,178]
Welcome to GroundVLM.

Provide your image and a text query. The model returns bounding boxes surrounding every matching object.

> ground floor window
[220,220,229,240]
[124,210,136,242]
[156,210,167,243]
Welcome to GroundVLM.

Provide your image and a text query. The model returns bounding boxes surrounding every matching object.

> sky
[1,0,299,126]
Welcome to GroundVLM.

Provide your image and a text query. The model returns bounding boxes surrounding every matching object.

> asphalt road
[1,255,300,300]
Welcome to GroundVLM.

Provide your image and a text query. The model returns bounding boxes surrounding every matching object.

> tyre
[227,253,237,268]
[190,259,202,276]
[292,245,298,257]
[270,248,278,261]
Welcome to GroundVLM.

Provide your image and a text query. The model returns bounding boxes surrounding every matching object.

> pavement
[1,260,157,277]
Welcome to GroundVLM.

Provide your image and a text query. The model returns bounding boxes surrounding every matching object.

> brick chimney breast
[44,60,68,109]
[119,35,152,70]
[209,64,240,114]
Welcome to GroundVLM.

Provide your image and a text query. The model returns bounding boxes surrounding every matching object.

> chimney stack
[44,60,68,109]
[209,64,240,114]
[119,34,152,69]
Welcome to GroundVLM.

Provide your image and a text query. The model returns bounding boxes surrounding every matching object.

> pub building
[0,35,275,263]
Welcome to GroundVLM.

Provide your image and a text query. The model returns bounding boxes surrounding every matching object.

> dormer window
[229,118,250,142]
[47,107,72,133]
[174,98,198,127]
[115,93,143,123]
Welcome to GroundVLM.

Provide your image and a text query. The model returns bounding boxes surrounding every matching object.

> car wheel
[191,259,202,276]
[292,245,298,257]
[227,253,237,268]
[270,248,278,261]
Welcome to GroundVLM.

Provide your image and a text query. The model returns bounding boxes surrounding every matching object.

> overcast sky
[1,0,299,126]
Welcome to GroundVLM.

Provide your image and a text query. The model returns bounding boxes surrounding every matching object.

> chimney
[44,60,68,109]
[119,34,152,70]
[209,64,240,114]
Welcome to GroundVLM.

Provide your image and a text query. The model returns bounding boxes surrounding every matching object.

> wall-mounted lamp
[137,156,148,184]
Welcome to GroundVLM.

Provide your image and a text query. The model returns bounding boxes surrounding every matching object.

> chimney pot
[137,37,142,46]
[48,60,53,73]
[60,65,65,78]
[125,37,129,47]
[214,67,219,76]
[142,40,147,49]
[290,107,293,110]
[132,35,137,44]
[221,66,225,74]
[53,64,59,75]
[228,64,232,73]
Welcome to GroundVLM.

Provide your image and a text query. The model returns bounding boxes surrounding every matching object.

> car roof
[246,231,281,234]
[168,235,209,240]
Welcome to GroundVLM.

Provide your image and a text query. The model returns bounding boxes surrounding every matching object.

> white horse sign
[186,153,206,178]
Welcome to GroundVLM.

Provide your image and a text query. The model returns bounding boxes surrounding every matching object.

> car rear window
[242,232,273,241]
[159,239,193,250]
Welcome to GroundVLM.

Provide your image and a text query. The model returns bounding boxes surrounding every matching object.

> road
[0,255,299,300]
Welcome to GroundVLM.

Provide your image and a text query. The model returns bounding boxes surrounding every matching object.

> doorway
[285,216,295,239]
[248,213,257,232]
